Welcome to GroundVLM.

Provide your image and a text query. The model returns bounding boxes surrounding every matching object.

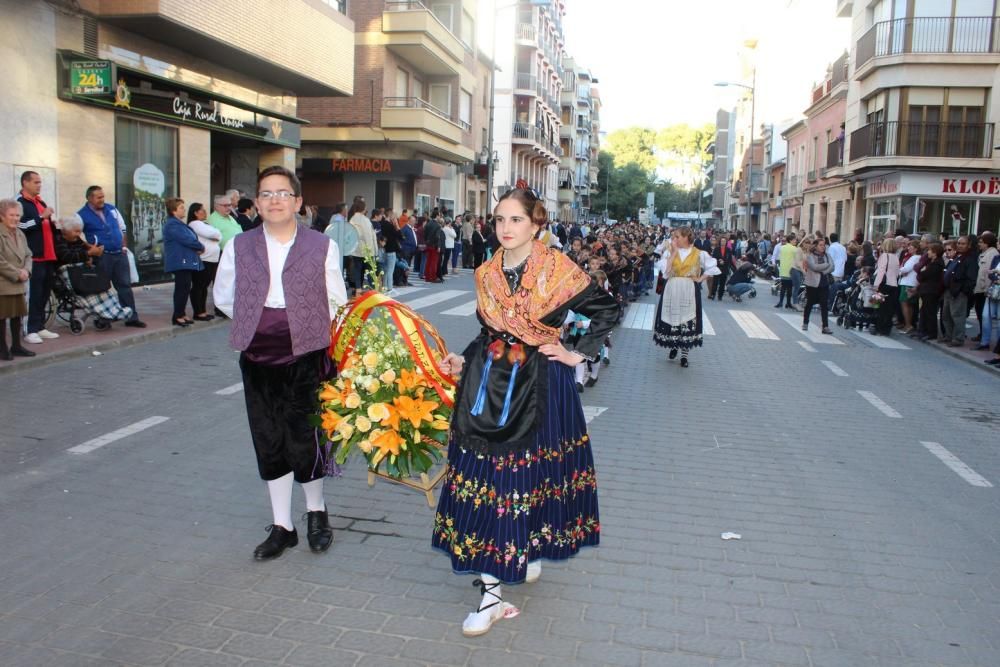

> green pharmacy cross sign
[71,60,114,96]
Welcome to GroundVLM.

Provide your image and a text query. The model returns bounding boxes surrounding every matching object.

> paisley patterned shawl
[476,240,591,346]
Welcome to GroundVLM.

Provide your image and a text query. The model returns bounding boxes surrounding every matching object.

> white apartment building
[558,56,600,223]
[840,0,1000,240]
[491,0,565,219]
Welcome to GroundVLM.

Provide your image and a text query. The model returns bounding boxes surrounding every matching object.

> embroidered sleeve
[700,251,721,277]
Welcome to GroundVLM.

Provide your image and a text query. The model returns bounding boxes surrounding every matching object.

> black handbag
[67,263,110,296]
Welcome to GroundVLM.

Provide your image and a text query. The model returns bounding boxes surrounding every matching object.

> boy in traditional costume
[214,166,348,560]
[433,189,619,636]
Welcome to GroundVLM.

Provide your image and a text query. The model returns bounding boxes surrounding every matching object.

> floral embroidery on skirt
[431,362,600,583]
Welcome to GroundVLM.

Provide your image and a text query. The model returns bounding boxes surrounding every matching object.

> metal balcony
[382,97,469,144]
[826,139,844,170]
[856,16,1000,70]
[849,121,994,161]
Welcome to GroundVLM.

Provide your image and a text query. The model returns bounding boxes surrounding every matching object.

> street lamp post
[715,73,756,232]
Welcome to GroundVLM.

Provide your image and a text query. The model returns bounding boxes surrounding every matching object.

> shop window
[977,201,1000,237]
[415,193,431,216]
[916,199,973,237]
[115,117,177,283]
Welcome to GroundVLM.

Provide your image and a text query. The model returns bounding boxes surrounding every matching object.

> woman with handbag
[801,237,834,334]
[162,198,204,327]
[872,238,900,336]
[187,203,222,321]
[0,198,34,360]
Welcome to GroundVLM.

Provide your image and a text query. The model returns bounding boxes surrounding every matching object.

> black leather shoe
[305,510,334,553]
[680,357,689,368]
[253,525,298,561]
[0,347,12,361]
[125,319,147,328]
[10,346,36,358]
[669,349,678,360]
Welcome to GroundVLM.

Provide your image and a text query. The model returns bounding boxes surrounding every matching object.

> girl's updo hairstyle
[497,188,548,229]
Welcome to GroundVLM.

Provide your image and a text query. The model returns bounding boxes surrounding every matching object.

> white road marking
[621,303,655,330]
[821,360,849,377]
[920,442,994,487]
[702,313,716,336]
[641,304,657,330]
[390,286,426,297]
[775,313,844,345]
[214,383,244,396]
[402,290,468,310]
[729,311,779,340]
[857,390,902,418]
[845,328,911,350]
[442,299,479,316]
[67,416,171,454]
[582,406,608,424]
[798,341,817,352]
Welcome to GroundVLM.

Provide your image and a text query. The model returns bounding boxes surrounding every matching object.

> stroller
[837,272,877,331]
[50,263,134,335]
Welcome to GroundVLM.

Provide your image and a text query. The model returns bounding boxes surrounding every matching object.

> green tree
[604,127,659,172]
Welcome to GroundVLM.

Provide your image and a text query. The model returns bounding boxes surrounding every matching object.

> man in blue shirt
[77,185,145,327]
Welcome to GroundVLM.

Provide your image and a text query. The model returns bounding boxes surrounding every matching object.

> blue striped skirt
[431,361,600,584]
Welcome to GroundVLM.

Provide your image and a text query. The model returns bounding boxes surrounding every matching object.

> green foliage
[594,122,714,221]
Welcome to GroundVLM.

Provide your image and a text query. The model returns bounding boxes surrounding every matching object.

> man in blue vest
[77,186,145,328]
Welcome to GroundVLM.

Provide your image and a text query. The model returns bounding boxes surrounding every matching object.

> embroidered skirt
[431,361,600,584]
[653,280,704,350]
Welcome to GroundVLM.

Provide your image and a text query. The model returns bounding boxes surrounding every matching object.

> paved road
[1,268,998,667]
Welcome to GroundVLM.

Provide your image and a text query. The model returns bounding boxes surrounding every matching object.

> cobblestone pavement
[1,270,998,667]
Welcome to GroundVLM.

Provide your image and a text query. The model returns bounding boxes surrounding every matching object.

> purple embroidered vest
[229,226,331,357]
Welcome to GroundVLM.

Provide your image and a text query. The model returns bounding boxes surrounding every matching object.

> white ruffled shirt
[658,247,721,326]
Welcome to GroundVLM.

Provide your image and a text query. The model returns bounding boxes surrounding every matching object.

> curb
[922,338,1000,377]
[0,319,227,377]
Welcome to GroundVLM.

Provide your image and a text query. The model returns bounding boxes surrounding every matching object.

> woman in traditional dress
[653,226,720,367]
[434,188,618,637]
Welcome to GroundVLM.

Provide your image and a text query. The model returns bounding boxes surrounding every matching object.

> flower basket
[314,290,457,505]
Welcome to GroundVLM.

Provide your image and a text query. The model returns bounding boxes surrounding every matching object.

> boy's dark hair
[256,165,301,196]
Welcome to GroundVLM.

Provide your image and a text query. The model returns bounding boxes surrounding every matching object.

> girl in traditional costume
[653,226,720,367]
[434,189,619,637]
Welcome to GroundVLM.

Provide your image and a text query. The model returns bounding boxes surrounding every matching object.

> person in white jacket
[187,202,223,321]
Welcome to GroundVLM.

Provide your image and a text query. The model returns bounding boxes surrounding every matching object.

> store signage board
[866,171,1000,199]
[58,54,301,148]
[71,60,114,95]
[301,158,447,179]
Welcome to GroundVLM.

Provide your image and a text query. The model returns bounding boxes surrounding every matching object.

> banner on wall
[131,163,167,276]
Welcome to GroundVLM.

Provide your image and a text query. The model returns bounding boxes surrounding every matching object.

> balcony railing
[516,23,537,42]
[383,97,470,131]
[807,169,818,182]
[786,175,802,197]
[827,139,844,170]
[515,72,536,91]
[849,121,994,161]
[856,16,1000,69]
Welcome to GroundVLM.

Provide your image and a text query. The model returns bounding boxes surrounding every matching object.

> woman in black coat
[915,242,945,341]
[471,222,487,268]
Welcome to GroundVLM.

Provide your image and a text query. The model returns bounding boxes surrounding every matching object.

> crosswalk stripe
[729,310,779,340]
[621,303,655,329]
[844,328,911,350]
[798,341,817,352]
[442,299,478,316]
[774,313,844,345]
[390,286,426,297]
[702,313,715,335]
[402,290,468,310]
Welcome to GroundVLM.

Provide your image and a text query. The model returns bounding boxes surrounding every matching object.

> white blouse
[213,226,348,321]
